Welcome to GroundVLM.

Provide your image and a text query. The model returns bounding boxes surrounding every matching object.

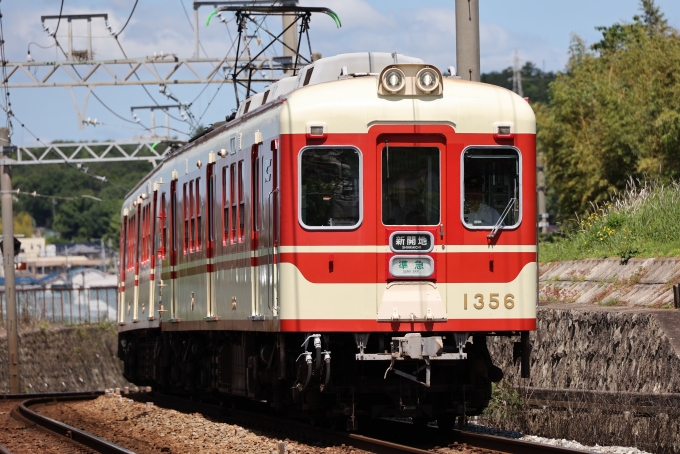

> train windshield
[462,147,521,229]
[300,147,361,229]
[382,146,440,226]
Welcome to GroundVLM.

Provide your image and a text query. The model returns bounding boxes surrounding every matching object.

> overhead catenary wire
[48,35,153,133]
[111,38,187,126]
[12,188,103,202]
[0,1,13,132]
[82,118,189,136]
[52,0,65,38]
[115,0,139,37]
[178,0,211,58]
[5,109,130,192]
[194,12,270,122]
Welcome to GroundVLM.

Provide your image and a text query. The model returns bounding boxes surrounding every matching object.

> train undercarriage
[118,329,509,430]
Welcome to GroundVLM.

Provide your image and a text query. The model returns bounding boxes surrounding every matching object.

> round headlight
[382,68,405,93]
[416,68,439,93]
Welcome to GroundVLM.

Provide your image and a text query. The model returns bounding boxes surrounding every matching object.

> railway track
[0,389,594,453]
[0,391,134,454]
[141,391,591,454]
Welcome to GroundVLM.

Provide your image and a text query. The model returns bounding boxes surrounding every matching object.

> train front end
[276,53,536,428]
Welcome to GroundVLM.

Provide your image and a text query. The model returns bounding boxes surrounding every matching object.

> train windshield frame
[298,146,363,230]
[461,146,522,230]
[381,146,441,226]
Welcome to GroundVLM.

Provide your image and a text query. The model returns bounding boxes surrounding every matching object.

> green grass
[540,179,680,263]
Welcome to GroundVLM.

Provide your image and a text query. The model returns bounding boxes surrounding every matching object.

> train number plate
[389,255,434,278]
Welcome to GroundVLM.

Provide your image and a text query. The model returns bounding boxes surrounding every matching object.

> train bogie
[117,52,536,428]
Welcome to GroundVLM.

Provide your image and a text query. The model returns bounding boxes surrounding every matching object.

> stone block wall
[0,323,131,393]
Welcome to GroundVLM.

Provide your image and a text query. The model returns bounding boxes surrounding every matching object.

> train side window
[299,147,362,229]
[208,170,215,244]
[171,182,178,254]
[238,160,244,241]
[183,183,189,254]
[196,177,202,251]
[128,216,134,270]
[230,164,236,243]
[190,181,195,252]
[252,157,259,232]
[461,147,521,229]
[222,167,229,245]
[141,206,147,262]
[382,146,440,226]
[160,193,167,259]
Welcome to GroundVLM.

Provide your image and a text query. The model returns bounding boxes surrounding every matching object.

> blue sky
[2,0,680,145]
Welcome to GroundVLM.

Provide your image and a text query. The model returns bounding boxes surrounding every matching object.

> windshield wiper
[487,198,516,239]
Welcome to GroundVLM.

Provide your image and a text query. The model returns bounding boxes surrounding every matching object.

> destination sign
[389,231,434,253]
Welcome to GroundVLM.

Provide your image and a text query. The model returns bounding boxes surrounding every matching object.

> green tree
[481,62,556,105]
[539,0,680,221]
[0,212,35,238]
[11,149,155,245]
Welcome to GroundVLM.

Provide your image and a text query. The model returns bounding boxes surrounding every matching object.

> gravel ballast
[31,395,654,454]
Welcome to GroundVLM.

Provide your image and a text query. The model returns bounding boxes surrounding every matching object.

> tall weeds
[541,178,680,262]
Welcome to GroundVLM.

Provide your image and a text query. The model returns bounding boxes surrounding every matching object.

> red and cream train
[117,52,536,429]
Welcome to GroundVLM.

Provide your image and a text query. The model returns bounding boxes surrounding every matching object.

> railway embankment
[0,323,130,393]
[487,257,680,453]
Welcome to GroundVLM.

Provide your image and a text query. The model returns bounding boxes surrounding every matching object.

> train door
[264,140,278,316]
[169,179,179,320]
[119,212,127,324]
[251,145,263,318]
[377,135,447,323]
[206,162,217,319]
[133,203,141,322]
[149,189,158,320]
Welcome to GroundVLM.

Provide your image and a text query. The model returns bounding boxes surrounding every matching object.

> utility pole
[0,127,20,393]
[455,0,480,82]
[281,0,299,75]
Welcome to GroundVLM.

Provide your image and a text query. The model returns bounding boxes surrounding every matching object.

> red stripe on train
[280,318,536,332]
[278,252,536,284]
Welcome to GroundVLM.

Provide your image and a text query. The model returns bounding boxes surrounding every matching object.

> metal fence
[0,286,117,325]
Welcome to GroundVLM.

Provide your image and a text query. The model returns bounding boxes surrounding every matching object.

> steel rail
[14,392,135,454]
[450,429,591,454]
[0,442,12,454]
[145,392,431,454]
[144,392,591,454]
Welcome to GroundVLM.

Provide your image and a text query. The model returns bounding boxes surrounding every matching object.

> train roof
[123,52,534,203]
[235,52,424,118]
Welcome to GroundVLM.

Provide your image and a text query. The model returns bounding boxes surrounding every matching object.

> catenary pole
[455,0,480,82]
[281,0,299,75]
[0,127,20,393]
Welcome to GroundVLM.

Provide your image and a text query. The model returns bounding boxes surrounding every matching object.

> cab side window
[299,147,362,229]
[462,147,521,229]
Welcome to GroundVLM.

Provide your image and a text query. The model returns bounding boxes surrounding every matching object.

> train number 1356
[463,293,515,310]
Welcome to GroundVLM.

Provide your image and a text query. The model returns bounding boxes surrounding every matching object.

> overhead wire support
[6,140,179,168]
[207,5,341,104]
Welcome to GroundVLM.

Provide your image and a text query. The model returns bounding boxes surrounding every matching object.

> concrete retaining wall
[539,257,680,307]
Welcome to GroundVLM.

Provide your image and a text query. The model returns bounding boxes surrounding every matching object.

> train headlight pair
[379,65,442,96]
